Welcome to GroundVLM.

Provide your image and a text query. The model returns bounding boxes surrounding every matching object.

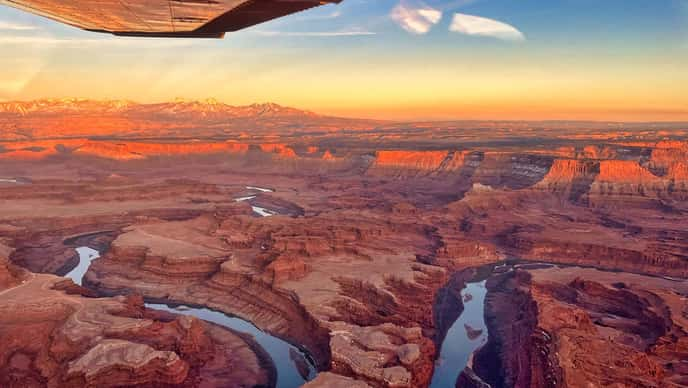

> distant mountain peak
[173,97,221,105]
[0,98,135,115]
[250,102,280,108]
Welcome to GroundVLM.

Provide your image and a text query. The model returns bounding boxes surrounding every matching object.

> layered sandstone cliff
[590,160,667,197]
[534,159,599,201]
[0,256,272,388]
[369,150,474,176]
[259,143,298,158]
[470,270,561,388]
[534,144,688,201]
[74,141,250,160]
[470,267,688,388]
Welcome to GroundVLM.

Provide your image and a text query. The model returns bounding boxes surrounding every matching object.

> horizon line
[2,97,688,125]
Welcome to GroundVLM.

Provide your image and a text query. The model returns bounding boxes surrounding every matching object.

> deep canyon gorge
[1,99,687,387]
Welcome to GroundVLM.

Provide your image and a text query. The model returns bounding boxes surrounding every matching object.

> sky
[1,0,687,121]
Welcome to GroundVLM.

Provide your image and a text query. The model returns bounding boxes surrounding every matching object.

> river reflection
[430,280,488,388]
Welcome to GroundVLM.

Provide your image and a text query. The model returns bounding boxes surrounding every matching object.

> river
[65,224,504,388]
[246,186,274,192]
[234,187,277,217]
[430,280,489,388]
[66,247,317,388]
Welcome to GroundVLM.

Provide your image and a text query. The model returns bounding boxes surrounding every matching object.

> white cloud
[417,8,442,24]
[390,1,442,35]
[0,21,37,31]
[450,13,525,41]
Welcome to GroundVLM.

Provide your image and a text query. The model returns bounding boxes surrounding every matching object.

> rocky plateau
[1,100,687,387]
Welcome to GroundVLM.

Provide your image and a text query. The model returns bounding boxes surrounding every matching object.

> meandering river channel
[67,247,317,388]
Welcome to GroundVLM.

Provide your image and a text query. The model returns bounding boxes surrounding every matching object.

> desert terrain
[1,99,687,387]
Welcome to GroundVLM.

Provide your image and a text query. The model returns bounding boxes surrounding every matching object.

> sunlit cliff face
[3,135,688,194]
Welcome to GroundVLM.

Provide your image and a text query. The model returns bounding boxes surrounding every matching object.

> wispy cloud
[0,21,37,31]
[450,13,525,41]
[253,29,375,37]
[282,7,343,23]
[390,1,442,35]
[304,9,343,20]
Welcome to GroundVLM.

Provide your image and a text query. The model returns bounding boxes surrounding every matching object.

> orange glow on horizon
[319,103,688,122]
[2,46,686,123]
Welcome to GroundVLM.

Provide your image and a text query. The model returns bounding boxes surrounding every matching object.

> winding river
[66,247,317,388]
[64,247,100,286]
[234,189,277,217]
[430,280,489,388]
[67,244,496,388]
[64,185,499,388]
[147,303,317,385]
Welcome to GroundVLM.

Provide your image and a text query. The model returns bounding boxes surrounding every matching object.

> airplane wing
[0,0,340,38]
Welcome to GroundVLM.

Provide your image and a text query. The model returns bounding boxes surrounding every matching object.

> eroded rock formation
[469,267,688,388]
[0,256,272,388]
[2,109,688,387]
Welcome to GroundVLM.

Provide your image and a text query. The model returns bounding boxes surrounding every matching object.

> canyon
[0,245,273,387]
[470,265,688,388]
[0,99,687,387]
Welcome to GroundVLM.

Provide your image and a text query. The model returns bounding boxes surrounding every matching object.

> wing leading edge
[0,0,341,38]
